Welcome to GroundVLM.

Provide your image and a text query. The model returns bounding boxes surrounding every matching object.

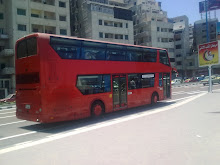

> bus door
[163,73,171,98]
[112,75,127,110]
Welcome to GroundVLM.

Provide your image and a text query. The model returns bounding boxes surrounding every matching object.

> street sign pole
[206,0,212,92]
[208,65,212,92]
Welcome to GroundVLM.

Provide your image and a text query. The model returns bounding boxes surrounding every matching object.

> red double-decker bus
[15,33,172,123]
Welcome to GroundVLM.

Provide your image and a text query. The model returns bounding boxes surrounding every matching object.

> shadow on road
[20,101,176,135]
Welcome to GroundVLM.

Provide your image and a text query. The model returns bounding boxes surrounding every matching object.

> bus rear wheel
[91,101,104,117]
[151,93,158,105]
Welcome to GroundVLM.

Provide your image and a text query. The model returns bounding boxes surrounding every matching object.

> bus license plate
[25,104,31,109]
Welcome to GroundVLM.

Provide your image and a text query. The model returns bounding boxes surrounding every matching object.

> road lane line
[0,92,207,155]
[164,95,196,102]
[0,131,37,141]
[0,121,26,127]
[0,108,16,112]
[0,115,16,119]
[0,111,15,115]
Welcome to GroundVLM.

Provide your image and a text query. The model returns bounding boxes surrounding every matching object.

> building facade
[70,0,134,44]
[0,0,70,98]
[170,16,190,78]
[130,0,175,67]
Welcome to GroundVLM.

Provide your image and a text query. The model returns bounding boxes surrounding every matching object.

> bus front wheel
[151,93,158,105]
[91,101,105,117]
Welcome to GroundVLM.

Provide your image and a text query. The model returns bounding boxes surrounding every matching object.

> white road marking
[164,95,196,103]
[0,108,16,112]
[0,111,15,115]
[172,90,206,95]
[0,115,16,119]
[0,92,207,155]
[0,131,37,141]
[0,121,26,127]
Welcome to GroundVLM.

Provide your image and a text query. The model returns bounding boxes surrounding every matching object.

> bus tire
[151,92,158,105]
[91,101,105,117]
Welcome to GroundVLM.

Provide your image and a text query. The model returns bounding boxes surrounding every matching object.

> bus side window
[159,73,163,87]
[159,50,170,66]
[82,48,106,60]
[142,49,157,62]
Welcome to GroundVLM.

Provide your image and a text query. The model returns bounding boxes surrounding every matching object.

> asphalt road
[0,83,220,164]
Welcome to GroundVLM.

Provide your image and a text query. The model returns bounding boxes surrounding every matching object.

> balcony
[1,67,15,75]
[0,49,14,57]
[0,34,9,39]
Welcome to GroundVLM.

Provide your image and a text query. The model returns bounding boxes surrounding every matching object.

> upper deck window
[50,36,81,59]
[159,50,170,66]
[50,36,160,63]
[17,37,37,59]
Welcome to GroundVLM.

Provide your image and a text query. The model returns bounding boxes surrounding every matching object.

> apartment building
[0,0,70,98]
[70,0,134,44]
[130,0,175,67]
[170,16,190,78]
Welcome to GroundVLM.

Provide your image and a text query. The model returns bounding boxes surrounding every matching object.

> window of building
[170,58,175,62]
[105,33,113,38]
[59,1,66,8]
[157,27,160,32]
[177,61,182,65]
[18,24,26,31]
[99,19,102,25]
[161,28,167,32]
[17,9,26,16]
[176,45,182,49]
[125,35,128,40]
[60,29,67,35]
[168,48,174,52]
[99,32,103,38]
[161,38,168,43]
[126,23,128,28]
[0,13,3,19]
[115,34,123,39]
[0,28,3,34]
[59,15,66,21]
[176,54,182,57]
[189,62,193,66]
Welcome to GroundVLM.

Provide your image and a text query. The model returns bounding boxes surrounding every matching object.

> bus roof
[17,33,167,52]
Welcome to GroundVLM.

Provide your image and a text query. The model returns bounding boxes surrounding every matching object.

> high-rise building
[0,0,70,98]
[170,16,190,78]
[70,0,134,44]
[130,0,175,67]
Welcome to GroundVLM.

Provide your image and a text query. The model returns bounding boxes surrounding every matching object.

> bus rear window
[17,37,37,59]
[16,72,39,84]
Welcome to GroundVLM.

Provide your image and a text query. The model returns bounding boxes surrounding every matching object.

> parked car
[184,78,191,83]
[200,76,220,86]
[171,79,181,85]
[0,94,16,103]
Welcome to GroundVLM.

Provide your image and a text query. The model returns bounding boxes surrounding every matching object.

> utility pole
[205,0,212,93]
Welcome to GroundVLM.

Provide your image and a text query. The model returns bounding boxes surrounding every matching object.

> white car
[171,79,181,85]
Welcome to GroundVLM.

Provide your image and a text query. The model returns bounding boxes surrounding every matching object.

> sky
[158,0,220,24]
